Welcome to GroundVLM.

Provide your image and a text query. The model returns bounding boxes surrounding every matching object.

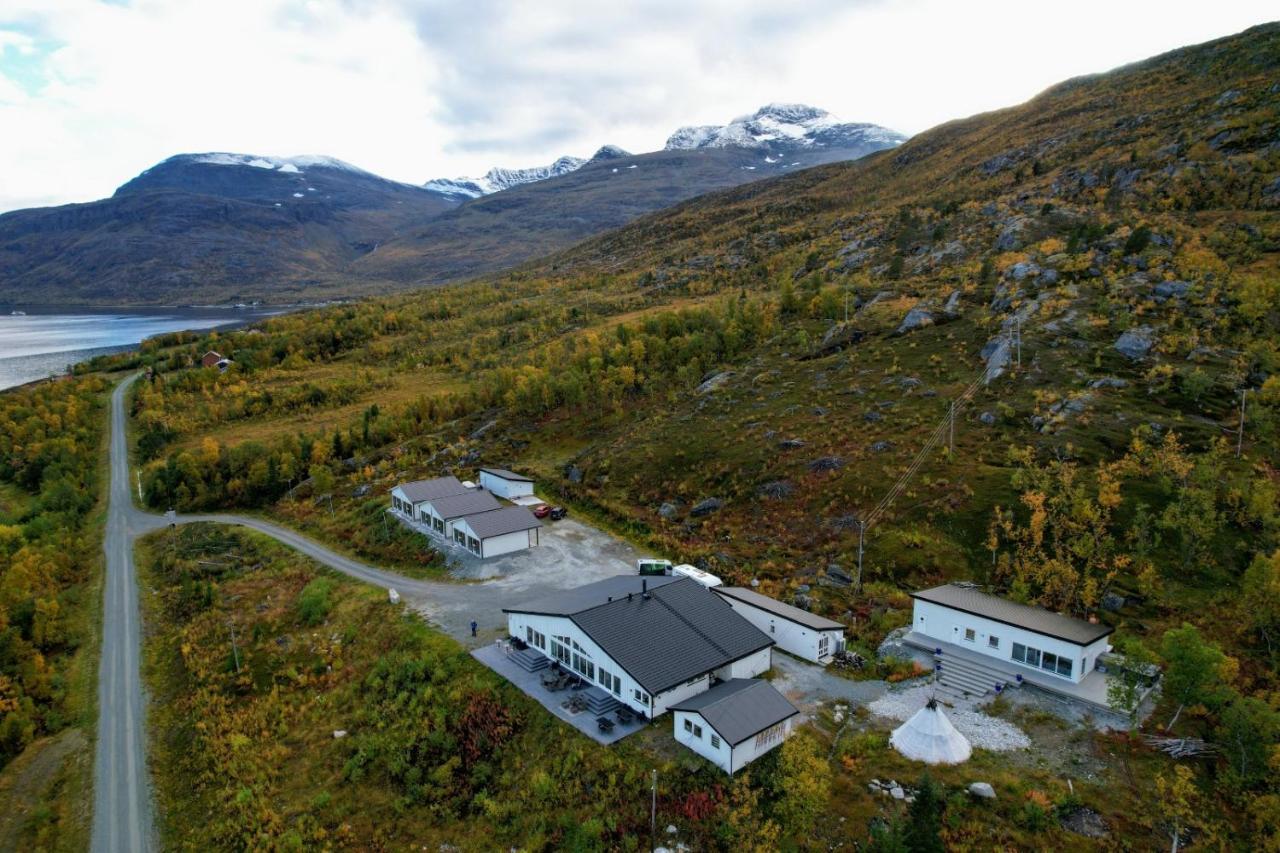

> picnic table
[596,716,616,733]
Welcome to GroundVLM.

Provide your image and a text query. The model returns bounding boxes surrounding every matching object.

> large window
[1012,642,1073,678]
[988,635,1000,649]
[550,637,571,665]
[598,666,621,695]
[525,627,545,650]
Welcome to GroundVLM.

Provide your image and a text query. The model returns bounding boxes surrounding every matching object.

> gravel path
[869,684,1031,752]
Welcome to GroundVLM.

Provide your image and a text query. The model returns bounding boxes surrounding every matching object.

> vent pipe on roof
[642,578,650,599]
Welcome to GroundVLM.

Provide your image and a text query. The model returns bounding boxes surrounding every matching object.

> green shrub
[297,577,336,625]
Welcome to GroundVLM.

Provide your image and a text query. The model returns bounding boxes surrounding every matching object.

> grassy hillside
[93,21,1280,847]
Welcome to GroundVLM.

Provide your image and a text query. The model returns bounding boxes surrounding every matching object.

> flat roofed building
[713,586,846,664]
[504,576,774,718]
[671,679,799,773]
[478,467,535,499]
[910,583,1113,684]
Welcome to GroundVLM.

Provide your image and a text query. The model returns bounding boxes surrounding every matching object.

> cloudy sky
[0,0,1274,212]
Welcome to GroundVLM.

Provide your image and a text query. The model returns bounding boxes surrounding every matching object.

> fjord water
[0,307,274,391]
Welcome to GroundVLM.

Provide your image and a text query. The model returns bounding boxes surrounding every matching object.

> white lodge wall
[508,612,655,715]
[911,599,1110,683]
[714,646,771,681]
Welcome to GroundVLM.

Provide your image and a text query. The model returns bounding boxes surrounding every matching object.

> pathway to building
[91,374,643,851]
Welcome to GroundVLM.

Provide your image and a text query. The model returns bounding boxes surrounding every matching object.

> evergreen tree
[867,817,909,853]
[904,774,944,853]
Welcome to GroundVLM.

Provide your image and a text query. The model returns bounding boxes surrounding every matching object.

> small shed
[478,467,535,500]
[713,586,845,663]
[200,350,223,368]
[670,679,799,774]
[451,506,542,558]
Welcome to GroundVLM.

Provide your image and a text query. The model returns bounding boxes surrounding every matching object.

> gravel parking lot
[403,515,650,643]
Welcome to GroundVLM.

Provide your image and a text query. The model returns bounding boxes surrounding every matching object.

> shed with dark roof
[670,679,799,773]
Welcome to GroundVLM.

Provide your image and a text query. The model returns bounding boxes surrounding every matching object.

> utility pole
[326,493,334,517]
[229,621,241,673]
[1015,318,1022,368]
[650,769,657,851]
[856,519,866,594]
[949,401,956,453]
[844,291,852,323]
[1237,389,1248,458]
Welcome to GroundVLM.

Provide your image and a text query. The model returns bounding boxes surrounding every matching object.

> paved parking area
[472,644,650,745]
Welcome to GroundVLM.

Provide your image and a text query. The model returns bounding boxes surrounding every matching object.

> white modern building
[909,584,1113,685]
[451,506,542,558]
[478,467,535,500]
[713,586,846,664]
[671,679,799,774]
[504,576,774,719]
[390,476,469,521]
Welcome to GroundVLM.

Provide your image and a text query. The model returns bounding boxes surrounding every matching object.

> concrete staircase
[510,647,550,673]
[933,650,1016,702]
[581,685,620,716]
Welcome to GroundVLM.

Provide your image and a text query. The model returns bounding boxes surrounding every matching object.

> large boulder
[968,782,997,800]
[1152,280,1191,300]
[696,371,733,394]
[1114,326,1157,360]
[690,497,724,517]
[895,306,935,336]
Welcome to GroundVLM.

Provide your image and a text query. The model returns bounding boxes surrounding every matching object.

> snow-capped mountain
[424,155,588,200]
[424,105,901,200]
[665,103,905,155]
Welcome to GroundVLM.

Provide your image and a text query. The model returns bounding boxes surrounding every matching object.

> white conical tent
[890,699,972,765]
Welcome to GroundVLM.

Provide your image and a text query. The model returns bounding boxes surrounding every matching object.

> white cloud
[0,0,1274,212]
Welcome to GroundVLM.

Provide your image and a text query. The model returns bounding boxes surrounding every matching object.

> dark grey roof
[669,679,799,746]
[396,476,468,504]
[570,579,774,695]
[460,506,542,538]
[428,490,502,519]
[714,587,845,631]
[480,467,534,483]
[912,584,1113,645]
[504,575,681,617]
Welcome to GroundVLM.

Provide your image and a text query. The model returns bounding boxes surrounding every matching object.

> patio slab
[472,643,649,746]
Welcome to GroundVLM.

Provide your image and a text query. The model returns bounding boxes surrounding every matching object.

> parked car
[532,504,551,519]
[549,506,568,520]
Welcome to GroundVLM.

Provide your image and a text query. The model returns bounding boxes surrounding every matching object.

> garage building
[418,490,502,539]
[451,506,543,558]
[390,476,469,521]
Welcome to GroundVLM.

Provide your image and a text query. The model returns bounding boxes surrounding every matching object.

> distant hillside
[0,154,460,305]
